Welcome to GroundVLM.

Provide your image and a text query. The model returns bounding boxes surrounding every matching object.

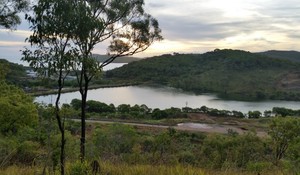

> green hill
[258,50,300,63]
[92,54,141,63]
[0,59,29,87]
[105,49,300,101]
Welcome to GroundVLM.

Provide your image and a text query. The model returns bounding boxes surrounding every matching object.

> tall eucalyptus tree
[22,1,78,174]
[71,0,162,161]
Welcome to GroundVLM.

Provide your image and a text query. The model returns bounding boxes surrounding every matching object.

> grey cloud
[156,7,299,44]
[288,34,300,39]
[147,0,300,46]
[148,3,166,8]
[158,15,259,41]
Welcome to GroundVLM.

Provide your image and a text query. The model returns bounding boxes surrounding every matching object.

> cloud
[142,0,300,54]
[1,0,300,60]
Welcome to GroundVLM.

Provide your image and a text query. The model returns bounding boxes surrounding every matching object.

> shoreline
[28,83,140,96]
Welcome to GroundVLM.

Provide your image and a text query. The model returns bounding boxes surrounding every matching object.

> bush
[68,161,91,175]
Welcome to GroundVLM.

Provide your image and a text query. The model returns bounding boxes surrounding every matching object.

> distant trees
[0,0,29,29]
[248,111,262,119]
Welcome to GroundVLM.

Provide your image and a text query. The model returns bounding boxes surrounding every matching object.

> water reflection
[36,86,300,113]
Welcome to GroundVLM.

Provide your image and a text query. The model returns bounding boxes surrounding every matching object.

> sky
[1,0,300,64]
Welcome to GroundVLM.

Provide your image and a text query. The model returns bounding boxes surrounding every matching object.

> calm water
[35,85,300,113]
[103,63,126,71]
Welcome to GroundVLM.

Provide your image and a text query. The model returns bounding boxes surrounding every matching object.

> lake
[35,85,300,113]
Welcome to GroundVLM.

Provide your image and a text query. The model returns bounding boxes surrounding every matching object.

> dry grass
[0,162,286,175]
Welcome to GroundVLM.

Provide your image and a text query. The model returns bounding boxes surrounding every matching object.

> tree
[22,1,77,174]
[151,108,168,120]
[0,0,29,29]
[268,117,300,165]
[272,107,294,117]
[248,110,261,118]
[117,104,131,114]
[69,0,162,161]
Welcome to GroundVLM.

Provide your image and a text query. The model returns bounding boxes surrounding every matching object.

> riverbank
[28,82,140,96]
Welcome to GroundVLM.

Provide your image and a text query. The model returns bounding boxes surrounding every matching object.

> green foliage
[86,100,115,114]
[248,111,262,118]
[106,49,300,101]
[0,0,29,29]
[246,161,272,174]
[200,133,264,169]
[272,107,299,117]
[286,137,300,173]
[0,60,10,80]
[0,81,38,134]
[151,108,168,120]
[268,117,300,164]
[117,104,131,114]
[68,160,91,175]
[0,59,29,87]
[90,124,138,160]
[71,99,82,110]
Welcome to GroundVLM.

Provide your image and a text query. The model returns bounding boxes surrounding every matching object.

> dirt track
[73,118,267,137]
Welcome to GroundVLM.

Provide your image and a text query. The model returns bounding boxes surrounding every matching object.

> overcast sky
[1,0,300,63]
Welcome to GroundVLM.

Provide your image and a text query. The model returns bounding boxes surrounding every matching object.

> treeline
[67,99,300,120]
[106,49,300,101]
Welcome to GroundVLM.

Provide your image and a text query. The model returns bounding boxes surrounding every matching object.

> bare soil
[278,72,300,90]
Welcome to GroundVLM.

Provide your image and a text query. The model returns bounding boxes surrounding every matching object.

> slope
[105,49,300,101]
[258,50,300,63]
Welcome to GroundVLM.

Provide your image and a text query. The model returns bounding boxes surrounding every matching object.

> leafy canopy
[0,0,29,29]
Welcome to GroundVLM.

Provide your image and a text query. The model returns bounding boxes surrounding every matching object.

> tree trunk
[80,77,89,162]
[80,91,86,162]
[55,71,66,175]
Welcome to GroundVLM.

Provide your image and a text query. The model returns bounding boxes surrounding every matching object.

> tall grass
[0,162,285,175]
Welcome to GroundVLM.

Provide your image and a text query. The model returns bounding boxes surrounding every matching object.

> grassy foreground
[0,162,283,175]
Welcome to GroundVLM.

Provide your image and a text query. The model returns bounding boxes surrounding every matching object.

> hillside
[105,49,300,101]
[92,54,141,63]
[258,50,300,63]
[0,59,29,87]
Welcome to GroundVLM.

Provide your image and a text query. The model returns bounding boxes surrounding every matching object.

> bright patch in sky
[1,0,300,63]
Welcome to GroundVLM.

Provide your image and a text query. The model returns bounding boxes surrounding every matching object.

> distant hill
[106,49,300,101]
[0,59,29,87]
[258,50,300,63]
[92,54,141,63]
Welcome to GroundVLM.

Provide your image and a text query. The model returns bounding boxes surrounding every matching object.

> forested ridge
[259,50,300,63]
[106,49,300,101]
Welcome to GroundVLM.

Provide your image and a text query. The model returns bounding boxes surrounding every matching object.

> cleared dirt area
[278,72,300,90]
[185,113,267,137]
[77,113,268,137]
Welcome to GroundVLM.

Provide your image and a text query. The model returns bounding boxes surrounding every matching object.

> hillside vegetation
[1,60,300,174]
[259,50,300,63]
[106,49,300,101]
[93,54,141,63]
[0,59,29,87]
